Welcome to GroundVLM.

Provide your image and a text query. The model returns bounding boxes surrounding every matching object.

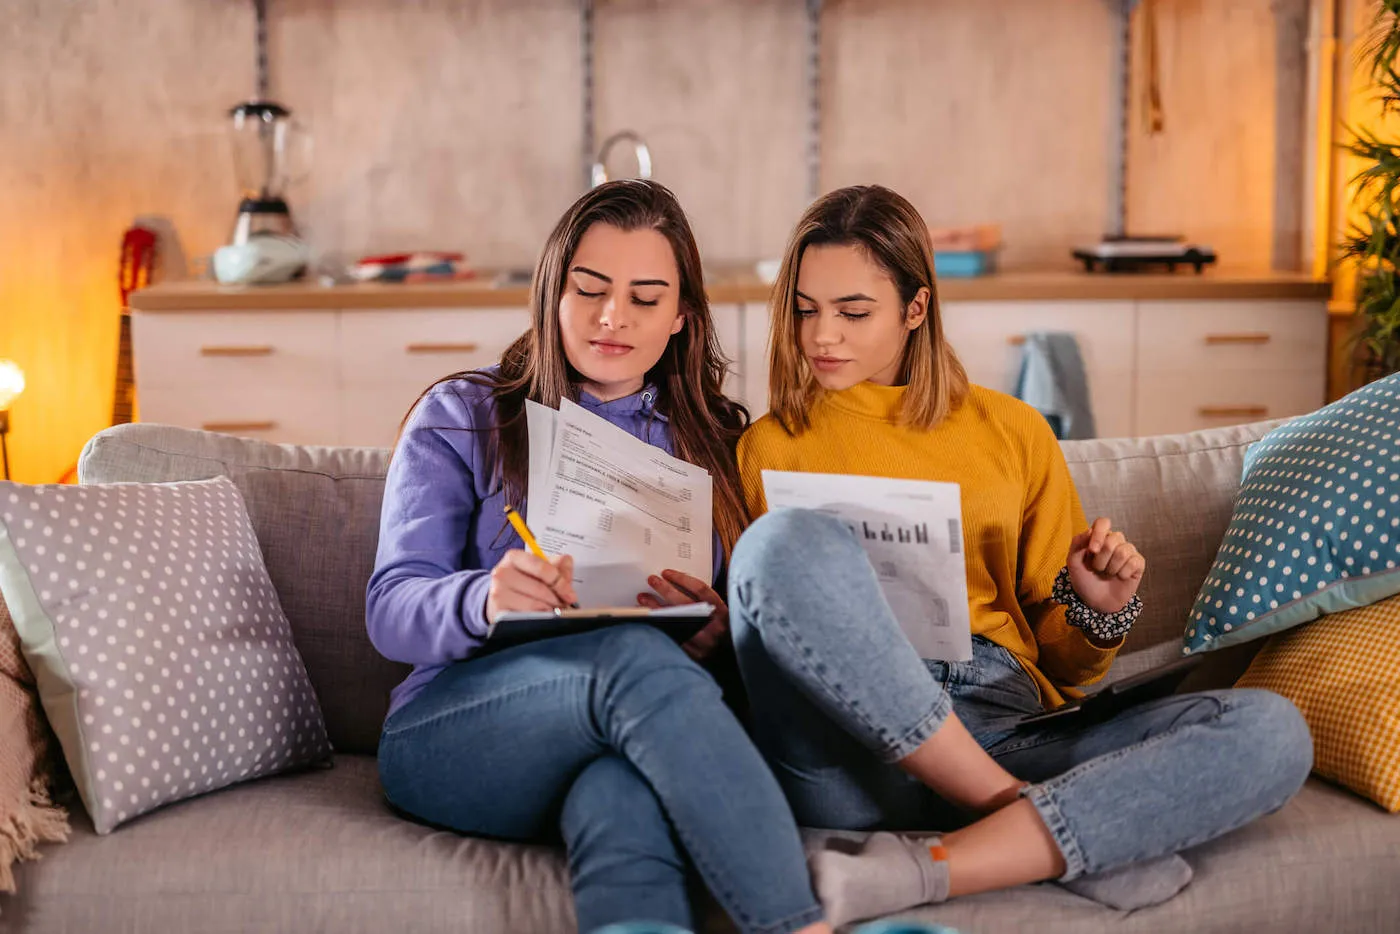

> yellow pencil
[503,505,580,608]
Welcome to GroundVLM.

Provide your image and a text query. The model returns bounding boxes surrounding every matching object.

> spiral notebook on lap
[487,602,715,649]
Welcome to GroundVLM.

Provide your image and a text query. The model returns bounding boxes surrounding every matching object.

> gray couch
[2,420,1397,934]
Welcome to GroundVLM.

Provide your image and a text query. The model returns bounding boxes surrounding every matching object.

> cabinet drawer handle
[405,342,480,354]
[1203,333,1271,346]
[200,345,274,357]
[1198,406,1269,419]
[201,421,277,433]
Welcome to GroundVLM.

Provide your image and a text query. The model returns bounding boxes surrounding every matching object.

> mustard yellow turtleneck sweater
[738,381,1120,709]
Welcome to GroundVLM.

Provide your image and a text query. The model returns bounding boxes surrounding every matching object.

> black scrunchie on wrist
[1051,566,1142,642]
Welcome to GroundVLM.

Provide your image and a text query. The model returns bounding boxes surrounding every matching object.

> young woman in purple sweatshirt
[366,180,830,934]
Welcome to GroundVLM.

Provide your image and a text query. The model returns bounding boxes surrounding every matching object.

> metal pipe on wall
[1273,0,1312,272]
[805,0,823,202]
[1105,0,1140,238]
[580,0,596,192]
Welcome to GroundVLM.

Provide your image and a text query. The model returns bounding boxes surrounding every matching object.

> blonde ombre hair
[767,185,969,434]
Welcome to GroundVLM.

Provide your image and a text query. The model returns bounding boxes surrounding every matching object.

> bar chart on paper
[762,470,973,661]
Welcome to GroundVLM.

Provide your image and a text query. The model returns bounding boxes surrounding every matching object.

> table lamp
[0,359,25,481]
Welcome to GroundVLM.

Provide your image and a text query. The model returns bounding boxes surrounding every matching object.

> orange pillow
[1236,593,1400,812]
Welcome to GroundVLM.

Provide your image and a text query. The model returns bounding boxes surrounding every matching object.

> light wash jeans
[378,624,824,934]
[728,508,1314,881]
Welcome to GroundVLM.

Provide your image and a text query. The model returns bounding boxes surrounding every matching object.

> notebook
[486,602,715,649]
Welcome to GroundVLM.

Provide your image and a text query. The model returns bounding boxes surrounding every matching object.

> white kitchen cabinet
[941,300,1136,440]
[1133,300,1327,436]
[1134,370,1327,437]
[133,311,342,445]
[338,307,530,388]
[132,294,1329,447]
[139,385,342,446]
[134,307,530,450]
[132,311,338,391]
[709,303,744,404]
[337,307,531,447]
[339,386,428,448]
[740,301,773,418]
[1135,300,1327,375]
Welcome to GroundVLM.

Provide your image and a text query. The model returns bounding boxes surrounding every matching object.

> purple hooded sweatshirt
[366,368,725,717]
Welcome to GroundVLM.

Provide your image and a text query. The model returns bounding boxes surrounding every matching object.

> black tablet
[1017,654,1206,729]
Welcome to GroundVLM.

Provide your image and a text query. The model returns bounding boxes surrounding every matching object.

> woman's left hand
[638,569,730,662]
[1067,517,1146,615]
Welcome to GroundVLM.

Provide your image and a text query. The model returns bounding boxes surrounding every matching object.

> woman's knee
[728,509,868,637]
[730,508,858,590]
[1225,688,1314,799]
[593,623,716,693]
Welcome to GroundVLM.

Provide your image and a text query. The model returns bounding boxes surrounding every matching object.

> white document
[527,398,713,608]
[761,470,972,661]
[525,400,558,522]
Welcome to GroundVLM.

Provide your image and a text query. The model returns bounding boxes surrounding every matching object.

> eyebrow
[571,266,670,288]
[795,289,877,304]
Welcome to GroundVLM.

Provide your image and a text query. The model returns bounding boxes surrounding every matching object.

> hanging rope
[1142,0,1165,135]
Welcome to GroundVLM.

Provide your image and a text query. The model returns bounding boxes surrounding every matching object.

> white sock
[1058,853,1194,910]
[804,831,950,927]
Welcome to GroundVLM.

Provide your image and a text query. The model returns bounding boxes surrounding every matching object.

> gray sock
[804,831,950,927]
[1059,853,1194,910]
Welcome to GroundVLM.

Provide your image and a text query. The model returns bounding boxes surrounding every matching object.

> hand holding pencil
[486,505,580,622]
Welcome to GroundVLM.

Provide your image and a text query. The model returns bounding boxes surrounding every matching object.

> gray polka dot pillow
[1186,372,1400,653]
[0,476,331,834]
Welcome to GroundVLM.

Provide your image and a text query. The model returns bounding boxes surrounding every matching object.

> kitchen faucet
[590,130,653,188]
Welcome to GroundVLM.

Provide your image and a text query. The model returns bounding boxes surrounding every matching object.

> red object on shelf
[356,251,464,266]
[119,227,157,308]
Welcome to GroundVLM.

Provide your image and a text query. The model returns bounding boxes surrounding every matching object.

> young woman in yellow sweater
[642,186,1313,926]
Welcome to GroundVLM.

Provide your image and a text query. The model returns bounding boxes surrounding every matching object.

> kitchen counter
[130,269,1331,312]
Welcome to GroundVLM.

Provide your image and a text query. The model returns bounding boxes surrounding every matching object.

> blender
[215,99,310,283]
[229,100,304,242]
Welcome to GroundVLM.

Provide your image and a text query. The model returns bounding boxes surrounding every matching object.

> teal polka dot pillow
[1185,372,1400,653]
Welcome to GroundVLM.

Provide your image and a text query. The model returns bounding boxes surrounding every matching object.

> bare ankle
[971,779,1029,815]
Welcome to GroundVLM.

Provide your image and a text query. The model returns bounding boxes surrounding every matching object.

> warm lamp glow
[0,360,25,410]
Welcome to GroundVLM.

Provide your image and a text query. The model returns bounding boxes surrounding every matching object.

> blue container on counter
[932,250,996,278]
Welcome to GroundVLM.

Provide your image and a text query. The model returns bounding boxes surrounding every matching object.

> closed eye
[575,288,604,299]
[633,296,660,307]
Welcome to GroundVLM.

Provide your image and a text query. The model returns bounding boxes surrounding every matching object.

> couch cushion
[2,755,1394,934]
[0,755,575,934]
[1187,373,1400,653]
[1062,420,1287,680]
[0,476,331,834]
[77,425,403,756]
[1238,592,1400,812]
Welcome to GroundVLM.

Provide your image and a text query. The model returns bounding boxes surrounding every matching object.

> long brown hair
[768,185,968,433]
[409,179,751,556]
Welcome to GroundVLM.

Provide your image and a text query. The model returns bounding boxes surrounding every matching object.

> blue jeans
[378,625,823,934]
[728,509,1314,881]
